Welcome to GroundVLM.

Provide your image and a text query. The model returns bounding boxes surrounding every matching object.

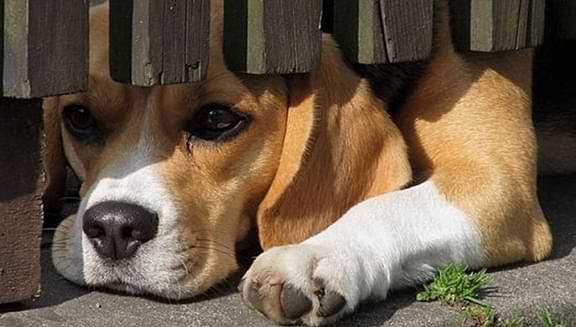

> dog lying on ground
[44,1,570,325]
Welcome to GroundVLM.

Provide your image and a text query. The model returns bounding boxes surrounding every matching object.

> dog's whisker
[195,238,235,252]
[192,243,235,257]
[191,246,235,259]
[179,258,191,278]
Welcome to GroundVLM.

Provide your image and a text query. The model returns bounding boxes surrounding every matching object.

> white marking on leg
[242,180,484,325]
[304,180,484,302]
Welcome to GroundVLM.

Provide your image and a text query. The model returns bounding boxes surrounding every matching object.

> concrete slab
[0,175,574,327]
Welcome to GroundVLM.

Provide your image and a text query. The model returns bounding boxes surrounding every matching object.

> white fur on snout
[58,106,206,298]
[80,153,178,236]
[77,143,190,295]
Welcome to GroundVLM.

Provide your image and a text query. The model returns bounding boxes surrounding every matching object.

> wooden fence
[0,0,575,304]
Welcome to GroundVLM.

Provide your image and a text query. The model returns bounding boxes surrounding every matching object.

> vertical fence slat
[0,99,43,304]
[0,0,88,303]
[332,0,433,64]
[451,0,545,52]
[516,0,530,49]
[379,0,434,63]
[333,1,387,64]
[2,0,88,98]
[528,0,546,45]
[110,0,210,86]
[224,0,322,74]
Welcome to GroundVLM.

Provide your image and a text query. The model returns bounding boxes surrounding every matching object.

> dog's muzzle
[82,201,159,261]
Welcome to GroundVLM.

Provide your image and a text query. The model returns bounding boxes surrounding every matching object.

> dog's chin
[51,214,237,300]
[96,279,211,300]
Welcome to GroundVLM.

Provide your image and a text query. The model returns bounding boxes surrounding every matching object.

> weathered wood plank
[491,0,522,51]
[2,0,88,98]
[0,99,44,304]
[379,0,434,63]
[451,0,545,52]
[528,0,546,45]
[516,0,530,49]
[333,0,432,64]
[223,0,323,74]
[109,0,210,86]
[333,1,387,64]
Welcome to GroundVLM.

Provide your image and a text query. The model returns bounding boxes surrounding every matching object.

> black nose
[82,201,159,261]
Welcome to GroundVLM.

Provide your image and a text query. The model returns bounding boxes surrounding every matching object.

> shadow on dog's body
[43,1,566,325]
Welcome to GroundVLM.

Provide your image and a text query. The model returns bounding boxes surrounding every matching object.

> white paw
[239,244,361,326]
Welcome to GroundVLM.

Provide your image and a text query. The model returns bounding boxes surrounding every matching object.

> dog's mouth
[51,214,238,300]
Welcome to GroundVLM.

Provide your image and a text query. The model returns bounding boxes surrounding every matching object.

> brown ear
[42,97,67,215]
[256,38,413,249]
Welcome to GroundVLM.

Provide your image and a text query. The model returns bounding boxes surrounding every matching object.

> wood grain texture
[110,0,210,86]
[333,0,387,64]
[0,99,43,304]
[379,0,433,63]
[333,0,432,64]
[223,0,322,74]
[451,0,545,52]
[1,0,88,98]
[528,0,546,45]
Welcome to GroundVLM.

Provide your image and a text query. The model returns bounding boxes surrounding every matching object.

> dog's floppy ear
[256,38,413,249]
[43,97,67,215]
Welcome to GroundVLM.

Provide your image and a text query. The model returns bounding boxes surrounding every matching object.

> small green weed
[416,264,490,307]
[538,308,567,327]
[417,265,570,327]
[461,306,528,327]
[463,304,497,327]
[499,312,525,327]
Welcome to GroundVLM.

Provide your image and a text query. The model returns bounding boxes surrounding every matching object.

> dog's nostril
[129,227,153,242]
[82,201,159,261]
[84,224,105,239]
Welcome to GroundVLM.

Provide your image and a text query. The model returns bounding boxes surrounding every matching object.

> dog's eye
[63,105,101,142]
[187,104,249,142]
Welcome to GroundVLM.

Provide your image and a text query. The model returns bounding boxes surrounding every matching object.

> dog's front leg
[239,180,485,326]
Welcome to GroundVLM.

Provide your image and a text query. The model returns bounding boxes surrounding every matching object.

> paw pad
[314,279,346,318]
[281,284,313,319]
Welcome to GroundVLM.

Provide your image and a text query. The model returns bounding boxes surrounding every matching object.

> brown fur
[45,0,552,296]
[394,3,551,264]
[256,38,412,248]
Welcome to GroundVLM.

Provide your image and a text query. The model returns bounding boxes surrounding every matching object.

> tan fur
[256,37,412,248]
[44,1,410,292]
[44,0,552,296]
[395,2,552,265]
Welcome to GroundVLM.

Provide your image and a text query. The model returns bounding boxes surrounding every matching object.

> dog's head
[45,2,411,299]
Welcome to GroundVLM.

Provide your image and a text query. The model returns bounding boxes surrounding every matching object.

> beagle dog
[45,1,557,325]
